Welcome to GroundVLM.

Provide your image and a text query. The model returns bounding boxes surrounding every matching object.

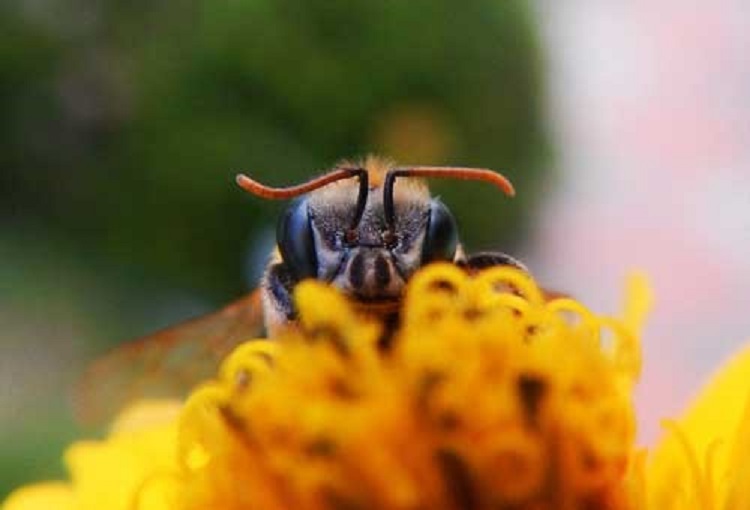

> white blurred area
[531,1,750,443]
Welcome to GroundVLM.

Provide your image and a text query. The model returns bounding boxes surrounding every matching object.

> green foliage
[2,0,547,298]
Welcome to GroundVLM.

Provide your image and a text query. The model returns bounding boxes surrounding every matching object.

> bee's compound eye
[422,199,458,263]
[277,198,318,279]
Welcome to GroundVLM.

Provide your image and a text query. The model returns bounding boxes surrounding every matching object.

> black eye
[277,198,318,279]
[422,199,458,263]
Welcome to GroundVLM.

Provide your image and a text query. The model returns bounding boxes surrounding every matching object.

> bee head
[236,160,514,302]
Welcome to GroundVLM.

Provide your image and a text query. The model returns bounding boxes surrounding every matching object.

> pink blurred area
[532,1,750,443]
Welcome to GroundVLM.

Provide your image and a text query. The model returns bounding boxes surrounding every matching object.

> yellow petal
[2,482,74,510]
[647,342,750,509]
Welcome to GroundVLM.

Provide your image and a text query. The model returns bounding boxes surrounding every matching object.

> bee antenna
[383,167,515,229]
[236,167,369,229]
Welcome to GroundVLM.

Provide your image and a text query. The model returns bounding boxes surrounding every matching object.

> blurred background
[2,0,748,497]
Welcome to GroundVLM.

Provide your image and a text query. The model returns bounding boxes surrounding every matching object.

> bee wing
[75,290,264,424]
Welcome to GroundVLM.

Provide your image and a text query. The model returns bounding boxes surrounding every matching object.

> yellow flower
[4,264,648,510]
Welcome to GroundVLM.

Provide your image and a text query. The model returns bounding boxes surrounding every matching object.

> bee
[77,156,525,421]
[239,156,522,336]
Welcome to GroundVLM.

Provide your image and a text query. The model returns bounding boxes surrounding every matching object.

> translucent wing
[75,290,264,424]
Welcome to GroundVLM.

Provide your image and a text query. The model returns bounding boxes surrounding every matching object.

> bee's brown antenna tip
[235,173,262,195]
